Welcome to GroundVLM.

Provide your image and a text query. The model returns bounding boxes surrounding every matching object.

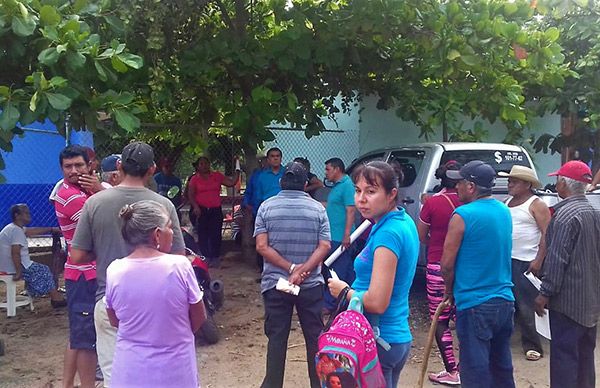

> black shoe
[51,299,67,308]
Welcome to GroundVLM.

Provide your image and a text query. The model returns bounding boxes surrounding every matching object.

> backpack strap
[351,291,392,351]
[323,286,351,332]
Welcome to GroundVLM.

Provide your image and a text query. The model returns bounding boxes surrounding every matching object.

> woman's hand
[327,278,349,299]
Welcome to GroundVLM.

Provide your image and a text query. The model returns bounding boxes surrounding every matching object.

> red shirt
[189,172,225,208]
[54,182,96,281]
[419,188,462,264]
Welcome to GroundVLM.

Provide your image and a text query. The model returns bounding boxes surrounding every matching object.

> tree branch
[214,0,235,31]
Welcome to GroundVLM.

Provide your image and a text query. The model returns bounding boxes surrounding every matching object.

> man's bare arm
[441,214,465,304]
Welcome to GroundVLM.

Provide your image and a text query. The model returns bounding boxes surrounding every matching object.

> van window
[389,150,426,187]
[440,150,530,173]
[346,152,386,175]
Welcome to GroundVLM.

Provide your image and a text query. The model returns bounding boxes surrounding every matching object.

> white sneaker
[428,370,461,385]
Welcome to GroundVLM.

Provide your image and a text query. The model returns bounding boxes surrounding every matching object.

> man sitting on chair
[0,204,66,308]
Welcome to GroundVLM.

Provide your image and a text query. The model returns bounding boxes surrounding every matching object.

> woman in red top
[188,157,239,266]
[417,160,463,386]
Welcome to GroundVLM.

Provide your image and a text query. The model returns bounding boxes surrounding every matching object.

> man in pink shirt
[54,145,101,388]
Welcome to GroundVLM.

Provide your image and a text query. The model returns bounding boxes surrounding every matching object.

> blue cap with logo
[446,160,496,189]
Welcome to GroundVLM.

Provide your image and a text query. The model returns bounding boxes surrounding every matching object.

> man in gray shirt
[254,161,330,388]
[71,141,185,387]
[535,160,600,388]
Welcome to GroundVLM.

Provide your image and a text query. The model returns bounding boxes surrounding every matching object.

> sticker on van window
[494,151,523,164]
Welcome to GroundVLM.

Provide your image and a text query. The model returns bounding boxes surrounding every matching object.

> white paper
[276,277,299,296]
[524,271,551,340]
[329,268,339,281]
[324,220,372,267]
[535,310,552,340]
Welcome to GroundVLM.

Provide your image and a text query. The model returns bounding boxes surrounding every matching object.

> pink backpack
[316,296,386,388]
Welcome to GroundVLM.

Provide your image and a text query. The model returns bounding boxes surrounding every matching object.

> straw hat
[499,165,541,189]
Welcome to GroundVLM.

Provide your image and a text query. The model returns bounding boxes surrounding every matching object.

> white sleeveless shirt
[507,195,541,262]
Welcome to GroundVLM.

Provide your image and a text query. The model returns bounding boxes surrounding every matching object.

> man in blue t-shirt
[322,157,356,313]
[442,160,515,388]
[154,158,183,208]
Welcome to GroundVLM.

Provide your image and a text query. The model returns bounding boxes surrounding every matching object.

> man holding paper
[254,161,331,388]
[535,160,600,388]
[503,165,551,362]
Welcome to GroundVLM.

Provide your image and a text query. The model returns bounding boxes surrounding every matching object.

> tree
[388,0,572,142]
[531,0,600,169]
[0,0,143,181]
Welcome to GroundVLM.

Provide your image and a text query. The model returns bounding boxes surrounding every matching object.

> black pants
[511,259,543,355]
[549,310,597,388]
[195,207,223,259]
[261,286,324,388]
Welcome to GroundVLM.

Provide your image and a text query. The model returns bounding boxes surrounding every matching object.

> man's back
[71,186,185,301]
[454,199,514,310]
[545,196,600,327]
[254,190,330,293]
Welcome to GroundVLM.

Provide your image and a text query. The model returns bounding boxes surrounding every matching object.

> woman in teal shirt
[328,161,419,388]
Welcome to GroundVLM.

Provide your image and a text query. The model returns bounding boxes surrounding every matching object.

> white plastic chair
[0,274,34,317]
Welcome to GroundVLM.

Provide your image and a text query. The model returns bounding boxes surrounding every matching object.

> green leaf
[94,61,108,81]
[66,51,86,69]
[447,49,461,60]
[49,76,68,88]
[38,47,59,65]
[11,16,36,37]
[30,91,39,111]
[45,92,72,110]
[545,27,560,43]
[113,109,140,132]
[111,56,129,73]
[18,3,29,19]
[104,15,124,33]
[0,86,9,97]
[0,102,20,130]
[40,5,61,26]
[460,55,479,66]
[117,53,143,69]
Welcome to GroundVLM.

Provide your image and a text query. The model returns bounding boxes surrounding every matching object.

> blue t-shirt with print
[453,199,514,311]
[352,208,419,344]
[255,166,284,211]
[326,174,355,242]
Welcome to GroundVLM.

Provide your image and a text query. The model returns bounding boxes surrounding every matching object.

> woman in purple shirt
[105,200,206,388]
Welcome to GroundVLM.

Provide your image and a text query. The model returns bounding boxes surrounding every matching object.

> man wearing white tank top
[504,166,551,361]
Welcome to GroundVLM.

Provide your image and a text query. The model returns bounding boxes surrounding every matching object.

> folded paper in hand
[524,272,551,340]
[276,277,300,296]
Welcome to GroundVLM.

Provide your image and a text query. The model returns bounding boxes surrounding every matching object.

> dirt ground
[1,243,599,388]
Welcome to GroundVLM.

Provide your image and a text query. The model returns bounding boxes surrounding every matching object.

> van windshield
[440,150,530,173]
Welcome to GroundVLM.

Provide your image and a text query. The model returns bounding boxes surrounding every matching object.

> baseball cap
[446,160,496,189]
[284,161,308,183]
[121,141,155,170]
[101,154,121,172]
[548,160,592,183]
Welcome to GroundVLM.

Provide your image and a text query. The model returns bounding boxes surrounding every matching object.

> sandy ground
[1,243,599,388]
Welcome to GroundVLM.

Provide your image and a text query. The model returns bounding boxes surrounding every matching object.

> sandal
[526,350,542,361]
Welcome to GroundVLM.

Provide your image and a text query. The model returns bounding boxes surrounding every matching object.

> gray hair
[560,176,587,195]
[101,171,115,183]
[119,200,170,246]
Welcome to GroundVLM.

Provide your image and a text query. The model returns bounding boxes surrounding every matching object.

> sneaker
[428,370,460,385]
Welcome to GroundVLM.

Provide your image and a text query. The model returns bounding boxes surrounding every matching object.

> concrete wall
[357,95,562,187]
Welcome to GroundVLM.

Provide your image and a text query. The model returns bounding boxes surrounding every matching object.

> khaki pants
[94,299,117,387]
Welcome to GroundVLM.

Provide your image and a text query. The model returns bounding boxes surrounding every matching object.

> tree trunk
[240,141,258,262]
[560,113,577,164]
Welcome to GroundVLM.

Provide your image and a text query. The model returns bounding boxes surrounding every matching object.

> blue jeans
[378,341,411,388]
[322,241,356,310]
[456,298,515,388]
[549,310,597,388]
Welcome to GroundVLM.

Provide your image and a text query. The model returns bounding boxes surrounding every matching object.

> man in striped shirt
[254,161,331,388]
[535,160,600,388]
[54,145,98,388]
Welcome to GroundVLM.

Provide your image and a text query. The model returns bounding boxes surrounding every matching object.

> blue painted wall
[0,121,93,227]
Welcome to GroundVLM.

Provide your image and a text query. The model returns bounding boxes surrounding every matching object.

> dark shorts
[66,276,97,350]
